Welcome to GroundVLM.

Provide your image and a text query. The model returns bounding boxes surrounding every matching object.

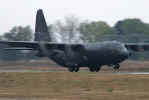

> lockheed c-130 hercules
[0,9,149,72]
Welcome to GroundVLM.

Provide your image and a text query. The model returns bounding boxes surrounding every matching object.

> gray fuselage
[49,41,130,68]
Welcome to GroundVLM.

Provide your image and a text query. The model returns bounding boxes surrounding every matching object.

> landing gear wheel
[75,67,80,72]
[113,64,120,72]
[95,67,101,72]
[68,67,75,72]
[89,67,95,72]
[89,66,101,72]
[68,67,80,72]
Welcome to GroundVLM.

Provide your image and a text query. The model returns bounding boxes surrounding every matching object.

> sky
[0,0,149,34]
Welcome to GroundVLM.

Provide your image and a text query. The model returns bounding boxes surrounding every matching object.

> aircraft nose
[115,50,130,63]
[122,51,130,59]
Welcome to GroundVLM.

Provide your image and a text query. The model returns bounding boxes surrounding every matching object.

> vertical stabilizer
[34,9,51,42]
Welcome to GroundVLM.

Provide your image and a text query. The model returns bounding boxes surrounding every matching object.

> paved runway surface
[117,72,149,75]
[0,70,149,75]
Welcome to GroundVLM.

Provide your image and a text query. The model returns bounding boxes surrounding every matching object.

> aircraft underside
[48,51,122,72]
[67,63,121,72]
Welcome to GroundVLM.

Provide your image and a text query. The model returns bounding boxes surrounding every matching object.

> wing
[0,41,39,50]
[0,41,84,51]
[125,43,149,51]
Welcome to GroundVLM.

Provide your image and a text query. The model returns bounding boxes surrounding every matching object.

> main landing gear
[113,64,120,72]
[89,66,101,72]
[68,67,80,72]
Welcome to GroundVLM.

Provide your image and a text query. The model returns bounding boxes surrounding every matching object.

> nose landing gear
[113,64,120,72]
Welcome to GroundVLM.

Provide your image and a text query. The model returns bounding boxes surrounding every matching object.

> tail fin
[34,9,51,42]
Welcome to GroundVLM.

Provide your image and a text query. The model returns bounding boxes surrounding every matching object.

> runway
[0,69,149,75]
[117,72,149,75]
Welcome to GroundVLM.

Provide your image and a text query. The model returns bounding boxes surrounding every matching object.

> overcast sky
[0,0,149,34]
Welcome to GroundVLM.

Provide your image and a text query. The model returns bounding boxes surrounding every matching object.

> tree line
[1,17,149,42]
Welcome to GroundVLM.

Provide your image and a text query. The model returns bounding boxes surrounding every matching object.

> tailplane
[34,9,51,42]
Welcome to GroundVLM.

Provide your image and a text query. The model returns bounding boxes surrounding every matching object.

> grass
[0,72,148,100]
[107,88,114,93]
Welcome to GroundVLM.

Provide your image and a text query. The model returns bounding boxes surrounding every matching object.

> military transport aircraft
[0,9,148,72]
